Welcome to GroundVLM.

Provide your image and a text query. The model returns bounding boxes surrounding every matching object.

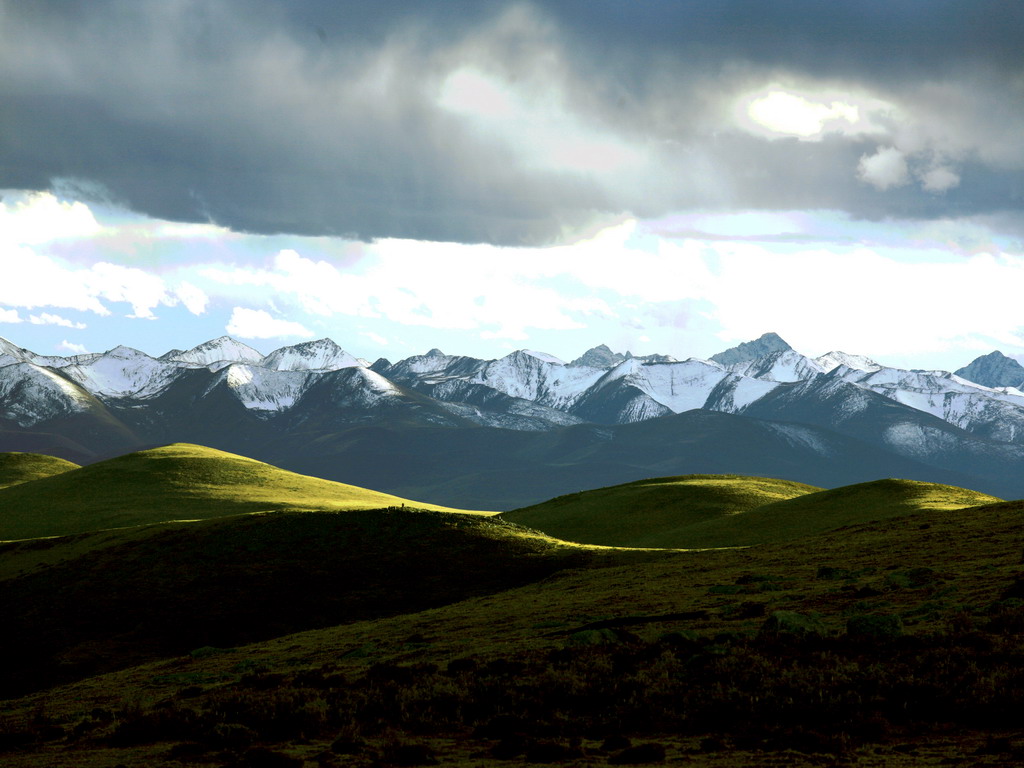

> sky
[2,0,1024,370]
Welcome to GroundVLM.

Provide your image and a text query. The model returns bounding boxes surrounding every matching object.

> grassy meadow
[1,444,1023,766]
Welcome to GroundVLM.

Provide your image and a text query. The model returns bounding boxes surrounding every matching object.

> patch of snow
[261,339,363,371]
[595,359,734,414]
[0,363,91,426]
[214,364,314,412]
[763,422,835,457]
[815,351,883,373]
[727,350,824,382]
[58,346,189,399]
[165,336,264,366]
[521,349,566,365]
[473,351,605,408]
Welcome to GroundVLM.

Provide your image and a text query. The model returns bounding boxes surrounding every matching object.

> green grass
[503,475,1001,549]
[675,478,1003,548]
[0,452,79,490]
[0,443,491,540]
[4,491,1024,767]
[501,474,821,548]
[0,507,596,697]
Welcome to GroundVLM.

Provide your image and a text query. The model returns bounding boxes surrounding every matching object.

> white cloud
[0,191,102,245]
[0,308,23,324]
[746,91,858,138]
[226,307,312,339]
[175,281,209,315]
[919,165,961,193]
[205,246,613,342]
[734,84,895,142]
[29,312,86,329]
[364,331,389,346]
[696,241,1024,358]
[857,146,910,190]
[0,245,172,318]
[58,340,89,355]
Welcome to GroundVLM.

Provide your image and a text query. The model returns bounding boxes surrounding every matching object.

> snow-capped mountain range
[4,330,1024,506]
[2,330,1023,433]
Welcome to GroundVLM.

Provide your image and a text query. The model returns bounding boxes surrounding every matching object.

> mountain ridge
[4,332,1024,506]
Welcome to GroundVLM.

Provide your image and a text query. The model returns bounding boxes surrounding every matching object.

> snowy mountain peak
[164,336,264,366]
[261,338,362,372]
[521,350,565,365]
[0,335,36,365]
[955,350,1024,389]
[726,349,825,383]
[816,351,883,373]
[710,332,792,366]
[568,345,673,368]
[570,344,629,368]
[105,345,152,360]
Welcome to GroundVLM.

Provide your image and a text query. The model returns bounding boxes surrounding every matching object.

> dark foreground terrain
[1,450,1024,766]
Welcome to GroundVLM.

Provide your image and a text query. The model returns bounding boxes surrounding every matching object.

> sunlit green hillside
[502,474,821,548]
[678,478,1003,548]
[0,443,490,540]
[0,452,79,490]
[503,475,1001,549]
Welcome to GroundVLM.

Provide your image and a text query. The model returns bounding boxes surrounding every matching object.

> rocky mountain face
[955,350,1024,389]
[4,333,1024,506]
[709,331,791,366]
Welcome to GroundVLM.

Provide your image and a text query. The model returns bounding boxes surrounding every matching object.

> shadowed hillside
[0,507,598,697]
[0,443,487,540]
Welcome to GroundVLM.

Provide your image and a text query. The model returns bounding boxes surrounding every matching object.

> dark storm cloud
[2,0,1022,244]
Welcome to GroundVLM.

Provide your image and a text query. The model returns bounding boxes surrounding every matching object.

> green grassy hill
[501,474,822,548]
[0,505,597,697]
[0,443,490,540]
[3,485,1024,766]
[503,475,1001,549]
[0,452,79,490]
[678,478,1002,548]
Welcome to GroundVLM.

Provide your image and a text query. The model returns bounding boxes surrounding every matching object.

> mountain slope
[740,370,1024,497]
[0,443,484,540]
[260,338,362,371]
[161,336,264,366]
[955,350,1024,389]
[709,331,792,365]
[266,408,998,511]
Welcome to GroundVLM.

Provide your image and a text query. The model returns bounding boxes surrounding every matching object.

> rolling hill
[0,451,78,490]
[2,477,1023,766]
[0,443,488,541]
[503,474,1001,548]
[502,474,822,548]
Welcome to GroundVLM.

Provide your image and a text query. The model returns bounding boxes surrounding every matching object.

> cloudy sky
[2,0,1023,369]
